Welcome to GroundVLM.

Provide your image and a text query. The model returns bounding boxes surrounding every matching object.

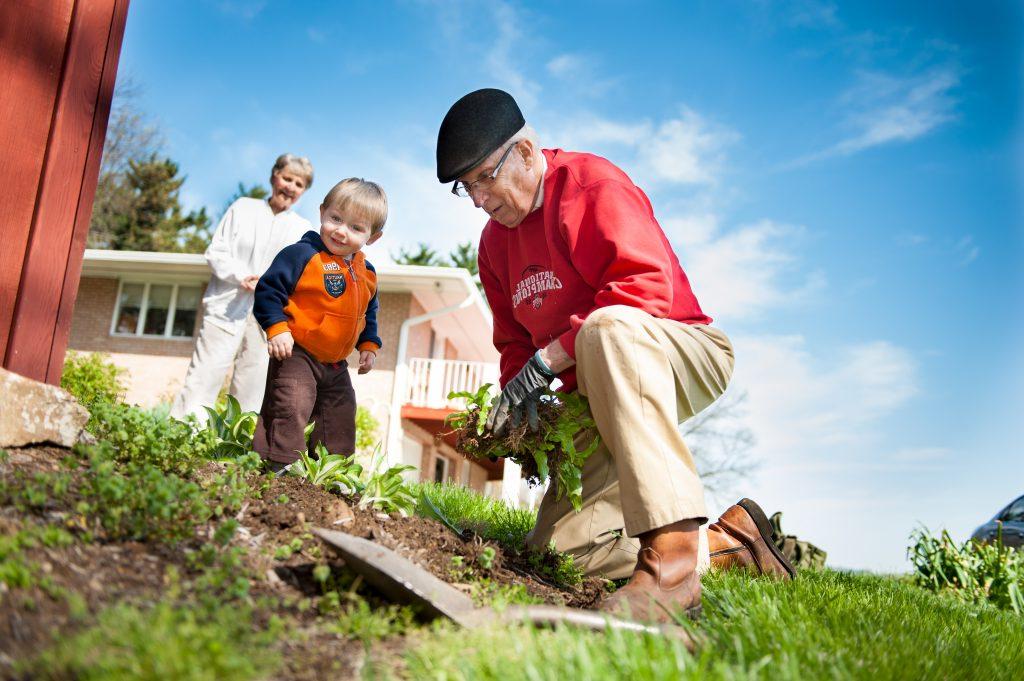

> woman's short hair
[321,178,388,234]
[271,153,314,189]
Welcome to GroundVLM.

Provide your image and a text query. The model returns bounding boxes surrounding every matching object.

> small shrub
[908,527,1024,613]
[355,405,381,454]
[86,401,217,477]
[61,351,126,411]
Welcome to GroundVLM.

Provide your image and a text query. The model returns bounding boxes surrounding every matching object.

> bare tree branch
[682,390,759,503]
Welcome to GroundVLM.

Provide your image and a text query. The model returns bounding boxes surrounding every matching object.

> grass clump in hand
[445,384,599,512]
[908,526,1024,613]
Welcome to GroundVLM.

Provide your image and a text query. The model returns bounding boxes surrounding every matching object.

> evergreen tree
[447,241,479,276]
[107,155,211,253]
[393,242,446,267]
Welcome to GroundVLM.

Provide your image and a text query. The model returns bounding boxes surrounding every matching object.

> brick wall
[68,277,199,357]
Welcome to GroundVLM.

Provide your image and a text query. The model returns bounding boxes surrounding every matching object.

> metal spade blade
[313,527,697,649]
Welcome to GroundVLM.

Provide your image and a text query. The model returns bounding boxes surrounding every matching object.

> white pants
[170,314,270,421]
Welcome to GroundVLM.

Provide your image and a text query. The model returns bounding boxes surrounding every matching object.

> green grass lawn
[401,568,1024,680]
[399,482,1024,681]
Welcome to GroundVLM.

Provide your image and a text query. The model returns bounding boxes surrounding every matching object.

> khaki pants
[525,305,734,580]
[170,314,270,421]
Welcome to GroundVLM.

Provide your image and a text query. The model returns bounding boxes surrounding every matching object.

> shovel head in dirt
[313,527,696,649]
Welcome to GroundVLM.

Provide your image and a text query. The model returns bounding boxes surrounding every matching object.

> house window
[112,281,202,339]
[433,455,449,483]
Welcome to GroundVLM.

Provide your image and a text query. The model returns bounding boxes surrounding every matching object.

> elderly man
[436,89,795,622]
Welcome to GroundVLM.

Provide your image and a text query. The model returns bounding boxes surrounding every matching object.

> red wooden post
[0,0,130,384]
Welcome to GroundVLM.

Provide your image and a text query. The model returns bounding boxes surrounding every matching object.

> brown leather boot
[707,498,796,579]
[599,519,702,623]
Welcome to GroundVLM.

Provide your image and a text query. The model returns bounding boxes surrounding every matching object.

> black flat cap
[436,88,525,183]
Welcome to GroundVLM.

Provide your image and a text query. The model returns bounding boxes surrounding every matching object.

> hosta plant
[202,395,257,458]
[445,384,600,512]
[359,448,417,516]
[287,444,364,492]
[288,444,417,517]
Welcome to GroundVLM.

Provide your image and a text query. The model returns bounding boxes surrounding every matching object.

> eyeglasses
[451,143,517,198]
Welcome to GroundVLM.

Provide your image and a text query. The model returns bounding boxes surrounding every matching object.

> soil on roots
[451,400,570,485]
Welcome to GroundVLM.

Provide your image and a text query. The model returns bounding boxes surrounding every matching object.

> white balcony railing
[404,358,499,410]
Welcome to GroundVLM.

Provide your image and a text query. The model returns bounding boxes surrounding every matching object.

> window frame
[109,279,203,340]
[432,454,450,483]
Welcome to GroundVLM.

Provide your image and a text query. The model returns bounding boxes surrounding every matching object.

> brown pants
[253,345,357,464]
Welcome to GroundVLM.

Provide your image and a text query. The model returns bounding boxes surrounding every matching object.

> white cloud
[953,235,979,266]
[731,334,918,455]
[363,156,487,263]
[792,65,960,165]
[785,0,840,29]
[546,54,584,79]
[485,3,541,111]
[671,219,825,322]
[548,107,738,186]
[715,333,943,571]
[215,1,266,21]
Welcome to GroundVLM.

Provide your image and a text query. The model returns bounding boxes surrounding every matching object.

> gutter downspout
[386,292,476,470]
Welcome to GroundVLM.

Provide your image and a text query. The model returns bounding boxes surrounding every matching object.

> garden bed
[0,445,600,679]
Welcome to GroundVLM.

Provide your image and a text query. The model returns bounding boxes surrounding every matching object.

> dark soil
[0,446,605,680]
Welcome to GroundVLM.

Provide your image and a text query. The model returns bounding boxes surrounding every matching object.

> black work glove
[486,352,556,437]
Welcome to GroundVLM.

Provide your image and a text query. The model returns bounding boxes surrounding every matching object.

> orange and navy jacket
[254,231,382,364]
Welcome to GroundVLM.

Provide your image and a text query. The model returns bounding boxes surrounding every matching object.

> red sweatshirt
[478,149,711,392]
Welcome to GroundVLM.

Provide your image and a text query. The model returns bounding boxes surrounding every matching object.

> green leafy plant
[288,443,417,516]
[287,444,365,491]
[60,351,126,411]
[202,394,258,458]
[355,405,381,454]
[446,384,600,512]
[86,401,217,476]
[359,448,417,516]
[908,526,1024,613]
[75,442,212,544]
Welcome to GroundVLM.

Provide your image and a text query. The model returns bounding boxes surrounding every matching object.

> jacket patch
[324,273,347,298]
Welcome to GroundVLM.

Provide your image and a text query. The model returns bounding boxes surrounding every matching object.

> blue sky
[116,0,1022,571]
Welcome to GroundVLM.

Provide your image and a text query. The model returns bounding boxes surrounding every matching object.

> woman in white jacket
[171,154,314,421]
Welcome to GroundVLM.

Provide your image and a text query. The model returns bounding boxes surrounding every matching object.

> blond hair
[321,178,388,234]
[271,153,314,189]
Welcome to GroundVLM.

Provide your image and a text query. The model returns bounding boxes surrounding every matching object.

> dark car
[971,494,1024,548]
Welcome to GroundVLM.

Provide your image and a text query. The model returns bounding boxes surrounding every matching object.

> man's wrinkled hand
[485,352,556,438]
[268,331,294,360]
[240,275,260,292]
